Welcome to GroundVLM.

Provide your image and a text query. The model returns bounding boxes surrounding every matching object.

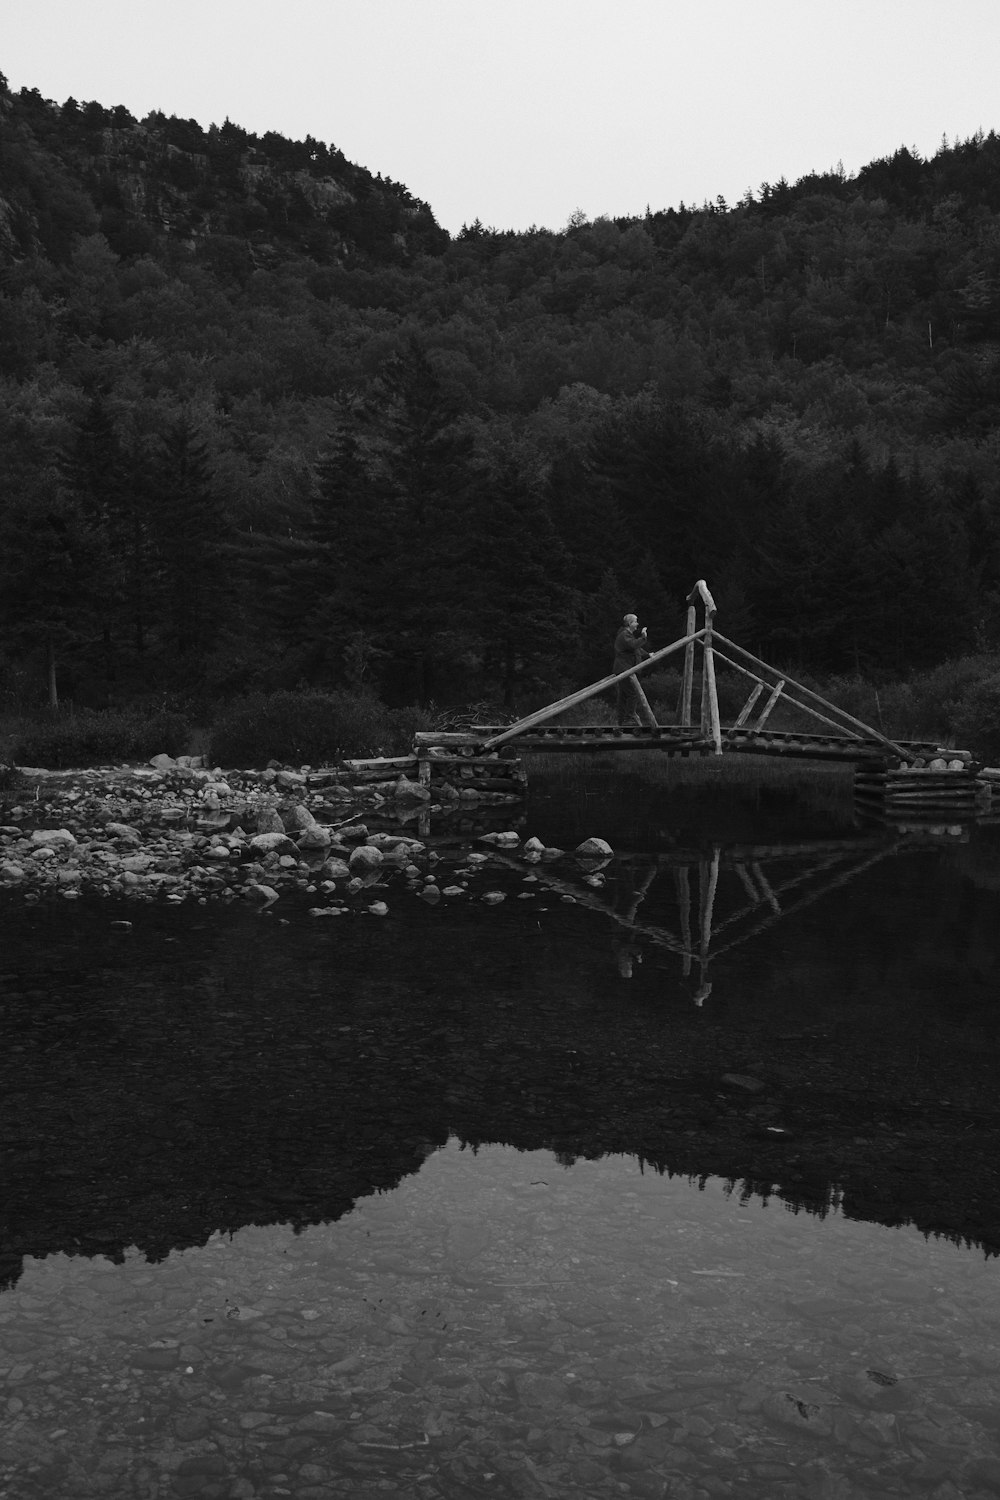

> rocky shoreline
[0,756,607,913]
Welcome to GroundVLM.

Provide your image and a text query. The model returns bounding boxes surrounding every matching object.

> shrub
[949,674,1000,764]
[13,708,192,769]
[0,762,25,793]
[208,691,434,767]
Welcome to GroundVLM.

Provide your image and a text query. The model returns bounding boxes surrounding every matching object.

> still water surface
[3,766,1000,1498]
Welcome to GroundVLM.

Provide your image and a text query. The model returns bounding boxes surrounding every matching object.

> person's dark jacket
[613,625,648,673]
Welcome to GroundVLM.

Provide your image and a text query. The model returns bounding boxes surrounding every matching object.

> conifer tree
[149,414,228,668]
[470,455,578,707]
[372,341,478,702]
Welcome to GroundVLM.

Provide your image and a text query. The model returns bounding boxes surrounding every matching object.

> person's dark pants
[616,676,644,725]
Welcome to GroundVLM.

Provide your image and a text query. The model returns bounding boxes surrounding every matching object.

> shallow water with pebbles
[4,1144,1000,1499]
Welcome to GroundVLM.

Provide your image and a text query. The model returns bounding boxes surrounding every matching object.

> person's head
[623,613,638,629]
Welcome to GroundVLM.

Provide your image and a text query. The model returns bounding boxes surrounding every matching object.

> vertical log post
[675,866,692,977]
[701,605,723,756]
[679,604,696,727]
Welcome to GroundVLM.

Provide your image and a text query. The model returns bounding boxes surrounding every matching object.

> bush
[950,674,1000,764]
[208,691,434,767]
[13,708,192,769]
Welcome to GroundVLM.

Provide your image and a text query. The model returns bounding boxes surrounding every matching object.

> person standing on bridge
[613,613,649,725]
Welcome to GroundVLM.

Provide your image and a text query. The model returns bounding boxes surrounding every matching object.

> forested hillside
[4,72,1000,714]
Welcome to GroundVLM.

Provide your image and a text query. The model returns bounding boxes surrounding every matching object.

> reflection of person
[612,935,643,979]
[613,613,649,726]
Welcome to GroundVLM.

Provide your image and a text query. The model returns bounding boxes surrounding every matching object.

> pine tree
[149,414,228,667]
[372,341,478,702]
[470,455,578,708]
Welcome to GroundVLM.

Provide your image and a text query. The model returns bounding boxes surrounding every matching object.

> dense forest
[4,73,1000,718]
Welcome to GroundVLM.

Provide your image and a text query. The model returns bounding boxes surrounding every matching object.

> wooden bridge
[413,580,980,818]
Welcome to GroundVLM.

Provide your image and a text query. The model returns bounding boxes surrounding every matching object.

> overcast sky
[5,0,999,235]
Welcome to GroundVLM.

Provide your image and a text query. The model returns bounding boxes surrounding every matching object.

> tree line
[3,78,1000,713]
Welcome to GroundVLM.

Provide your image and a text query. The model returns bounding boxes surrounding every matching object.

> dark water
[3,767,1000,1498]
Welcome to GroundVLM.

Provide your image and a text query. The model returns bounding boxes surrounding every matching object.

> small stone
[482,891,505,904]
[722,1073,765,1092]
[368,901,389,917]
[761,1388,834,1436]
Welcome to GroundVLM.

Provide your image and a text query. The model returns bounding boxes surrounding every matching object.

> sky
[5,0,1000,235]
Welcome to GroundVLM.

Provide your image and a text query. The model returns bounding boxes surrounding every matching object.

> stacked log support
[855,759,980,818]
[412,732,527,804]
[307,738,527,805]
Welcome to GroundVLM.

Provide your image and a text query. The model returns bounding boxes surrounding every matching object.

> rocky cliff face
[0,80,447,266]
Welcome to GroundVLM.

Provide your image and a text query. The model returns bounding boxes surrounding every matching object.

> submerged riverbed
[3,762,1000,1498]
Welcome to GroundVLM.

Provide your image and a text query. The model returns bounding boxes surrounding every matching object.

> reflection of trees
[2,831,1000,1293]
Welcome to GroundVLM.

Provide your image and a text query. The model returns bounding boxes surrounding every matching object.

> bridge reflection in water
[491,824,965,1002]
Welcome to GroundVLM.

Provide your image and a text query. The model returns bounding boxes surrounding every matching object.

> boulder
[297,825,332,850]
[1,860,25,881]
[250,832,299,857]
[149,754,176,771]
[575,837,613,858]
[394,775,431,803]
[289,803,317,830]
[105,823,142,843]
[348,845,383,873]
[31,829,77,847]
[367,833,425,853]
[246,883,279,906]
[276,770,306,791]
[321,857,351,881]
[255,808,285,835]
